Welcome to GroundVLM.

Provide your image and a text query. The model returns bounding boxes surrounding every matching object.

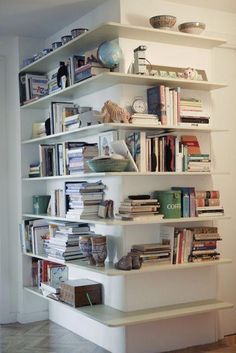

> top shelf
[19,22,226,74]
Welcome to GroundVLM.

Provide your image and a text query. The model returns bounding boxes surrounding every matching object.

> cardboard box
[60,279,102,307]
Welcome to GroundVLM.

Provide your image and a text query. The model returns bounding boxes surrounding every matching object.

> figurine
[100,100,131,123]
[178,67,199,80]
[57,61,68,88]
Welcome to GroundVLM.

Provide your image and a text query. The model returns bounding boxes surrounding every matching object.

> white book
[159,226,175,264]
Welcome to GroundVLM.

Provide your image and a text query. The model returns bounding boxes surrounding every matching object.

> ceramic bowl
[87,157,130,172]
[61,35,73,45]
[149,15,176,30]
[178,22,206,35]
[71,28,89,38]
[52,41,62,50]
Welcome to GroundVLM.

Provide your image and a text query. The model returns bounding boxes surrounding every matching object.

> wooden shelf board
[19,22,226,74]
[21,124,228,145]
[20,73,226,110]
[22,213,230,226]
[23,252,232,276]
[24,287,233,327]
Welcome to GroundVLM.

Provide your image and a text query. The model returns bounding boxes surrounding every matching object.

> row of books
[173,226,221,264]
[125,132,210,173]
[34,141,98,177]
[147,85,210,126]
[32,258,68,288]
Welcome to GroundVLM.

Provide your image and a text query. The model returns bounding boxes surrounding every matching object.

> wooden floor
[0,320,235,353]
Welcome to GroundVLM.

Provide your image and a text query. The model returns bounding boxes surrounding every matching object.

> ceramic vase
[91,236,107,267]
[78,236,95,265]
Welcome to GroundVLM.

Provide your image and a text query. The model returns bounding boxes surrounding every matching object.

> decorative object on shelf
[129,254,142,269]
[97,40,122,69]
[131,96,147,114]
[60,279,102,307]
[149,15,177,29]
[146,64,208,81]
[61,35,73,44]
[100,100,131,123]
[98,130,118,156]
[133,45,147,75]
[178,22,206,35]
[91,236,107,267]
[22,57,34,67]
[57,61,68,89]
[98,200,114,219]
[87,155,130,173]
[42,48,52,56]
[52,41,62,50]
[152,190,181,219]
[115,255,132,271]
[178,67,199,80]
[79,236,96,265]
[32,195,50,215]
[71,28,89,38]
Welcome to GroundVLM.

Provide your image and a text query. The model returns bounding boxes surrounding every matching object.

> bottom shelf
[24,287,233,327]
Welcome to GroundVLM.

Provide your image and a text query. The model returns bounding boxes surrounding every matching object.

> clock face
[132,98,147,114]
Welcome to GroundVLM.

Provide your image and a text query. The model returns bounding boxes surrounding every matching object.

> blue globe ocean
[97,41,122,69]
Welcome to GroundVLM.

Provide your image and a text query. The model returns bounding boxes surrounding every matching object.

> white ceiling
[0,0,107,38]
[167,0,236,14]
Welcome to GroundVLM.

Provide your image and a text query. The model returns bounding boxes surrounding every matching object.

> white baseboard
[17,310,49,323]
[0,312,17,324]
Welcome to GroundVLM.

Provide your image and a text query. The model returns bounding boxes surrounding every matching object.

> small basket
[87,158,130,172]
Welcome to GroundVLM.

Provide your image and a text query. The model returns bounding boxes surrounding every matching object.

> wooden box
[60,279,102,307]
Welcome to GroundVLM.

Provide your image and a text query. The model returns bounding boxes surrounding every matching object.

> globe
[97,41,122,69]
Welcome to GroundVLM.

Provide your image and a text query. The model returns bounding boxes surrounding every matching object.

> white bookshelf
[23,213,230,225]
[21,72,226,110]
[24,287,233,327]
[19,12,232,353]
[19,22,226,74]
[21,123,228,145]
[23,252,232,276]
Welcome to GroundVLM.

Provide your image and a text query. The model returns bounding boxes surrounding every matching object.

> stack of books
[195,190,224,216]
[44,222,91,262]
[189,227,221,262]
[29,163,40,178]
[131,243,171,265]
[181,135,211,172]
[180,98,210,126]
[63,114,80,131]
[65,181,105,220]
[65,142,98,174]
[130,113,160,125]
[118,196,162,220]
[74,63,110,83]
[187,154,211,172]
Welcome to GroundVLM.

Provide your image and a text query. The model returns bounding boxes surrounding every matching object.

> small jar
[61,35,72,45]
[52,41,62,50]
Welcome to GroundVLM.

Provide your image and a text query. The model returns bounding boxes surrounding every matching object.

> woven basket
[87,158,130,172]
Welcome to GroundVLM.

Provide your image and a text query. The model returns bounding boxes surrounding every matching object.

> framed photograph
[98,130,118,156]
[147,64,208,81]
